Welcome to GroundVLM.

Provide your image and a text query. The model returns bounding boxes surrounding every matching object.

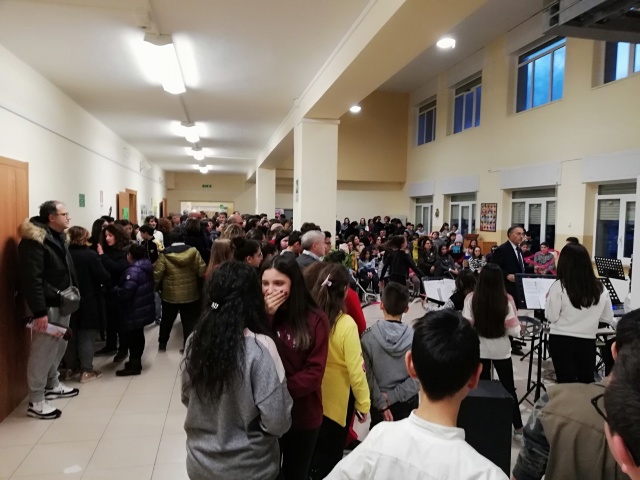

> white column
[293,119,339,232]
[256,167,276,216]
[630,175,640,310]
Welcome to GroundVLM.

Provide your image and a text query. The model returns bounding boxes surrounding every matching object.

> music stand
[595,257,626,281]
[514,274,556,310]
[422,276,448,306]
[600,277,623,306]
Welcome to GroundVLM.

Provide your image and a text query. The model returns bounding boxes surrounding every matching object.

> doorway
[116,189,138,224]
[0,157,30,421]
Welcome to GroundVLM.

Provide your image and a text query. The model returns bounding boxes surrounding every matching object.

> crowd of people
[15,200,639,480]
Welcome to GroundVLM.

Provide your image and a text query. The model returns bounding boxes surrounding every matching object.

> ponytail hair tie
[211,301,220,310]
[321,274,332,288]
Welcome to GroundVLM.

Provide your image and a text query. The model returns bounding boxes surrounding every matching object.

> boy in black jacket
[139,224,161,263]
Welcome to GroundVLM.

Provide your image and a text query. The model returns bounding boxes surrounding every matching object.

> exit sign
[202,184,212,189]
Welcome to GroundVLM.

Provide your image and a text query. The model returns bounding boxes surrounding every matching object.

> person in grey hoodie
[361,282,419,427]
[181,261,293,480]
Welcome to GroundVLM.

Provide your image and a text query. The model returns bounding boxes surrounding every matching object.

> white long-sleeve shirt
[544,280,613,339]
[326,412,507,480]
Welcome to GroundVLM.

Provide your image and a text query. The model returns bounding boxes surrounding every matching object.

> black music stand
[515,274,555,405]
[595,256,626,281]
[600,277,623,306]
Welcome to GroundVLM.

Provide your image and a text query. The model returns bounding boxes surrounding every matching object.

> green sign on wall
[79,193,85,208]
[202,184,212,189]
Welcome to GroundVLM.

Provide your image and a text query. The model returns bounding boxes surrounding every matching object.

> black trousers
[105,305,124,353]
[278,428,320,480]
[549,334,596,384]
[370,394,419,428]
[159,300,200,347]
[358,270,379,294]
[480,358,523,430]
[121,328,145,362]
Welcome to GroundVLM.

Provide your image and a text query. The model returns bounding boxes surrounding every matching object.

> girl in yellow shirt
[303,262,370,480]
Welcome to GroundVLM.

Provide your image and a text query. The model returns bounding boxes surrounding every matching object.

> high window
[511,188,557,248]
[594,183,636,265]
[417,99,436,146]
[604,42,640,83]
[516,38,566,112]
[449,193,477,235]
[453,77,481,134]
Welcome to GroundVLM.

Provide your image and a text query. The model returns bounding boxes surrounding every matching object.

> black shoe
[158,343,167,352]
[95,347,117,357]
[113,351,128,363]
[116,366,142,376]
[511,346,525,356]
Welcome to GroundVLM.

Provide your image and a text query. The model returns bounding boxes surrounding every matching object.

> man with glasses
[512,309,640,480]
[18,201,80,419]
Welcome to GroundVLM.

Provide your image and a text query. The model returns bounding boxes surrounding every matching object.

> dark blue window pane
[464,92,474,130]
[533,54,551,107]
[417,113,426,145]
[453,96,464,133]
[516,64,530,112]
[475,86,481,127]
[616,43,630,80]
[432,109,437,141]
[552,46,565,101]
[425,110,434,143]
[635,44,640,73]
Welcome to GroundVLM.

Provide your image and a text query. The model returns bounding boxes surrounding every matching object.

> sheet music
[521,278,555,310]
[423,279,456,302]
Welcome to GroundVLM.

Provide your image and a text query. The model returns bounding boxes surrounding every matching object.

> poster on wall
[480,203,497,232]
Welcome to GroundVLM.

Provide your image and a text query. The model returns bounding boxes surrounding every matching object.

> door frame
[593,192,635,266]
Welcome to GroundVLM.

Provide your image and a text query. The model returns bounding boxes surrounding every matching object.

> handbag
[58,286,81,316]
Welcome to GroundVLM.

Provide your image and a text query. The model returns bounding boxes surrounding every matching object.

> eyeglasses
[591,393,607,422]
[56,213,70,218]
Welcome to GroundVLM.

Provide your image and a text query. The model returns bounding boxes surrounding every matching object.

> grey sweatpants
[27,307,71,403]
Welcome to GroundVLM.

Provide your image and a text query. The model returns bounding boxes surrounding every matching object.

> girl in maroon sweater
[261,255,329,480]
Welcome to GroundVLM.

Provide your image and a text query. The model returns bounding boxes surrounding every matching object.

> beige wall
[407,36,640,249]
[166,172,255,214]
[338,90,409,182]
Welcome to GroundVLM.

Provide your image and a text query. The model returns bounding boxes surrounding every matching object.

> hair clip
[211,302,219,310]
[321,274,332,288]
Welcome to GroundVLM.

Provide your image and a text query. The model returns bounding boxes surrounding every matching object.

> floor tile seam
[7,407,58,478]
[151,359,183,476]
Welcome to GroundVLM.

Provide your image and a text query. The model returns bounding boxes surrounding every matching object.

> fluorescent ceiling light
[196,164,212,174]
[349,105,362,113]
[190,147,205,161]
[199,166,209,174]
[181,121,200,143]
[437,37,456,49]
[143,33,186,94]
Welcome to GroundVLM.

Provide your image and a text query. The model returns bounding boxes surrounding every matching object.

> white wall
[0,45,165,228]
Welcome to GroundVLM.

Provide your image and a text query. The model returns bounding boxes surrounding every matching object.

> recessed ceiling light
[349,105,362,114]
[142,34,186,94]
[190,147,205,161]
[437,37,456,49]
[181,121,200,143]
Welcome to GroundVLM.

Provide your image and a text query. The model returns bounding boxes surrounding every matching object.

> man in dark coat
[18,201,80,419]
[490,224,526,355]
[112,244,155,376]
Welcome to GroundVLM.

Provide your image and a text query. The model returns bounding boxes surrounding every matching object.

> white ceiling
[0,0,547,175]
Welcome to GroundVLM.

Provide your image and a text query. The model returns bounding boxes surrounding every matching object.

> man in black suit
[490,225,526,355]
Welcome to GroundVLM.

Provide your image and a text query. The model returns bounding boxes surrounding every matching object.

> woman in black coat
[95,223,130,360]
[184,218,210,265]
[64,226,111,383]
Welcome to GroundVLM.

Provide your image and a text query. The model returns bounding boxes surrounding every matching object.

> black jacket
[381,250,424,281]
[185,231,210,265]
[113,259,155,331]
[490,241,524,300]
[18,217,78,318]
[69,245,110,330]
[100,246,129,306]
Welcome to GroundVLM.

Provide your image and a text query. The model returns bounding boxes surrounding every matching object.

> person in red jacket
[261,255,329,480]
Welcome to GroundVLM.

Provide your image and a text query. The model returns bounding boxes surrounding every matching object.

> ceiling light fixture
[199,166,209,174]
[190,146,205,161]
[349,105,362,113]
[143,33,186,94]
[181,121,200,143]
[436,37,456,49]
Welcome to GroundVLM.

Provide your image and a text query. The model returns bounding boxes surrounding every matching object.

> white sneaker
[44,382,79,399]
[27,400,61,419]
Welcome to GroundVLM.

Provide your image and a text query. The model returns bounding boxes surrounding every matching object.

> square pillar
[256,167,276,216]
[293,119,339,232]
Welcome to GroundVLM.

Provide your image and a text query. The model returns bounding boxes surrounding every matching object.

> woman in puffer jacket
[112,244,155,376]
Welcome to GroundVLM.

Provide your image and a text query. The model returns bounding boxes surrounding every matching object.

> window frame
[510,191,557,249]
[604,41,640,84]
[452,76,482,134]
[593,183,636,265]
[450,193,477,235]
[417,99,437,146]
[516,37,566,113]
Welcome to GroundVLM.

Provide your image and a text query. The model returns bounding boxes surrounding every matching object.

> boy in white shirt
[326,309,507,480]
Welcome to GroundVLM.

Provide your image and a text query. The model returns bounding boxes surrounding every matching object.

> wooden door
[160,198,167,218]
[117,192,129,220]
[126,189,138,224]
[0,157,29,421]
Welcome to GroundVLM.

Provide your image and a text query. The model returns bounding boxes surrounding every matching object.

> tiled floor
[0,304,549,479]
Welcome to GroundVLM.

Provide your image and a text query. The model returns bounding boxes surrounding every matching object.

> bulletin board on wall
[480,203,497,232]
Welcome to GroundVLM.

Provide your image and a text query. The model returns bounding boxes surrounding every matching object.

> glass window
[596,199,621,258]
[453,77,482,134]
[598,183,637,195]
[516,38,566,112]
[594,184,636,264]
[510,189,557,248]
[417,99,437,146]
[624,201,635,259]
[604,42,640,83]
